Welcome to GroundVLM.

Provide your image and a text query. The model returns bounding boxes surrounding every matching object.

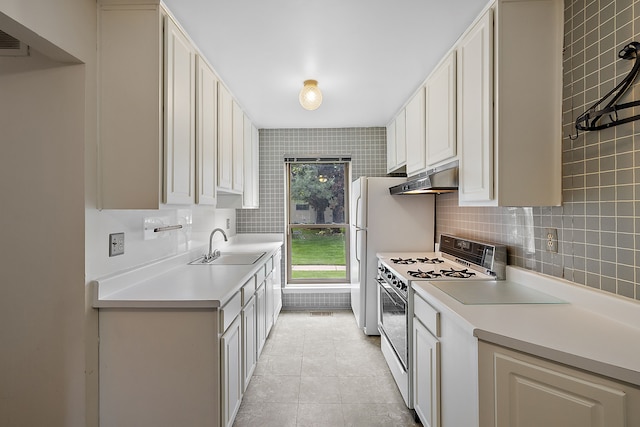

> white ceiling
[163,0,488,129]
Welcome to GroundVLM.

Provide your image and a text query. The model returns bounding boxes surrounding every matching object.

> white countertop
[412,266,640,386]
[92,234,283,309]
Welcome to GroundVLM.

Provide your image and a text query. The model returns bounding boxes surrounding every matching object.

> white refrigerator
[350,177,435,335]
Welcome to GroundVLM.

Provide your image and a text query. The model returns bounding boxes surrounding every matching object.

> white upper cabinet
[386,120,397,171]
[405,88,426,177]
[242,121,259,209]
[457,0,563,206]
[217,84,234,192]
[163,16,196,205]
[395,111,407,169]
[98,2,165,209]
[387,110,407,173]
[232,101,244,192]
[425,51,457,168]
[98,1,232,209]
[457,9,494,204]
[195,55,217,206]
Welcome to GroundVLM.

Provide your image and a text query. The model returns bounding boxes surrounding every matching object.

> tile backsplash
[437,0,640,301]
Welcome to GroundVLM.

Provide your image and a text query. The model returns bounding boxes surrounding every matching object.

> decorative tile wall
[281,292,351,311]
[437,0,640,301]
[237,128,387,233]
[237,128,387,308]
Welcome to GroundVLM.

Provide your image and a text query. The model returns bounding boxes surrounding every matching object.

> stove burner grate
[407,269,442,279]
[416,257,444,264]
[391,257,416,265]
[440,268,476,279]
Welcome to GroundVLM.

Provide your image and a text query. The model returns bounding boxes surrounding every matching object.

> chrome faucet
[203,228,228,262]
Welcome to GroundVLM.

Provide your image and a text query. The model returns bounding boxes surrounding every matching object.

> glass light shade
[299,79,323,110]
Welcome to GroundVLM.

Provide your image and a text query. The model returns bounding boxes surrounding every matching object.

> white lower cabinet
[413,292,441,427]
[413,319,440,427]
[99,310,222,427]
[256,281,267,357]
[271,250,283,323]
[478,342,640,427]
[241,295,257,391]
[265,270,274,336]
[98,252,282,427]
[221,315,242,427]
[412,286,480,427]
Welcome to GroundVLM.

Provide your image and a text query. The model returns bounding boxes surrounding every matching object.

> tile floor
[233,310,421,427]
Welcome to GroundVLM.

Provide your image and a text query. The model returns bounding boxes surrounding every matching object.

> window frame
[284,157,351,286]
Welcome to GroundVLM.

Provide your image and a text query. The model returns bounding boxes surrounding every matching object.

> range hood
[389,160,458,195]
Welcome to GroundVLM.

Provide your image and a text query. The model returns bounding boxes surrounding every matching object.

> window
[285,158,350,284]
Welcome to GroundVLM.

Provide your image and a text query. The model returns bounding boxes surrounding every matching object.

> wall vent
[0,29,29,56]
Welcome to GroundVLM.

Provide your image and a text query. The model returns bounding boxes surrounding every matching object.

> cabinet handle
[154,224,183,232]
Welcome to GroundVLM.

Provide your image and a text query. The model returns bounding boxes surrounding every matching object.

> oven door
[377,278,408,370]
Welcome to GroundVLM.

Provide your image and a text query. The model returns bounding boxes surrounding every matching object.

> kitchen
[2,0,640,426]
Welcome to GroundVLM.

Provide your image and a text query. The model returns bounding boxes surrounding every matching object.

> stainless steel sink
[189,252,266,265]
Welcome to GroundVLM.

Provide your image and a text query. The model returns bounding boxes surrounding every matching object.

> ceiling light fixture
[299,79,323,110]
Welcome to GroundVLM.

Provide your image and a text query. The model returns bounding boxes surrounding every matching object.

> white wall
[0,51,86,426]
[0,1,238,426]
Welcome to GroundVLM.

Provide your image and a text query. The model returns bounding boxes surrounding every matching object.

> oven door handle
[377,279,404,307]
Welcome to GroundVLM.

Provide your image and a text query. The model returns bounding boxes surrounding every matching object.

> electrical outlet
[109,232,125,257]
[226,218,231,230]
[545,228,558,253]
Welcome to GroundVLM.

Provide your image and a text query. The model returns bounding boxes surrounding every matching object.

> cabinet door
[493,351,625,427]
[221,315,242,427]
[457,9,493,203]
[256,283,267,357]
[242,119,259,208]
[265,272,274,336]
[395,110,407,168]
[232,101,244,192]
[242,296,257,391]
[272,250,282,322]
[163,16,195,204]
[405,88,426,176]
[386,120,397,173]
[217,84,233,190]
[195,56,217,205]
[252,125,259,205]
[413,319,440,427]
[425,52,456,167]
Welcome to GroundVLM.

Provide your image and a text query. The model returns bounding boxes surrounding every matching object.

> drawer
[255,263,266,285]
[220,292,242,333]
[266,255,274,273]
[241,276,256,305]
[414,294,440,337]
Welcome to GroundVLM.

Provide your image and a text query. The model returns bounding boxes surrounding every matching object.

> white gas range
[376,234,507,408]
